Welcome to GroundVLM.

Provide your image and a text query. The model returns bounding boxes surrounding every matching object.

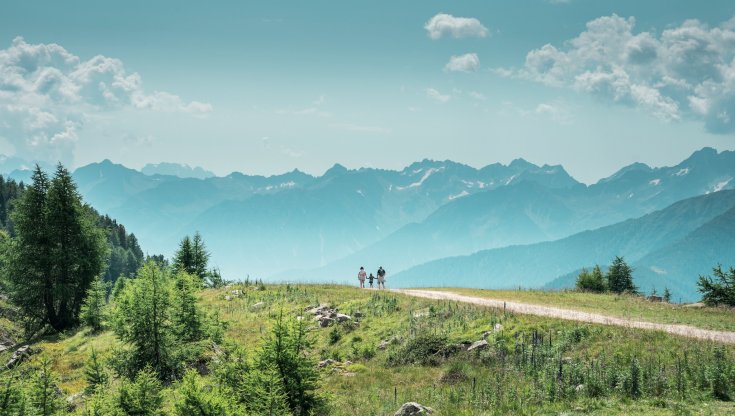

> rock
[231,289,242,296]
[343,360,353,366]
[0,344,13,353]
[341,372,356,377]
[575,384,585,393]
[296,316,304,321]
[6,345,35,369]
[319,317,334,327]
[467,340,488,352]
[250,302,266,310]
[224,295,232,301]
[318,359,337,368]
[307,305,331,315]
[457,342,472,351]
[482,331,491,339]
[394,402,434,415]
[378,340,390,350]
[335,313,351,322]
[67,392,84,409]
[562,356,573,364]
[493,323,503,332]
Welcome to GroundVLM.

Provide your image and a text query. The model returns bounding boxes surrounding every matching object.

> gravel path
[393,289,735,344]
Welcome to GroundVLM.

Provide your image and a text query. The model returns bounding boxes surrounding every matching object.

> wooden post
[394,386,397,405]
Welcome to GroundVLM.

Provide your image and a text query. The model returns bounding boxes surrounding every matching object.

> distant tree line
[576,256,643,296]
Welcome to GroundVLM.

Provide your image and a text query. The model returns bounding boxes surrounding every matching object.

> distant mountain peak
[509,158,537,170]
[324,163,349,177]
[141,162,215,179]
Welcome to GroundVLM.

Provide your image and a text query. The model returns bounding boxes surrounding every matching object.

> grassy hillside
[2,284,735,415]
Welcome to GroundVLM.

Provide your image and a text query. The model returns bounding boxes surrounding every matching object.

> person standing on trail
[358,267,367,288]
[368,273,375,288]
[377,266,386,289]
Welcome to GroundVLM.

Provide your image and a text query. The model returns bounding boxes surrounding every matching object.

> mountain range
[3,148,734,300]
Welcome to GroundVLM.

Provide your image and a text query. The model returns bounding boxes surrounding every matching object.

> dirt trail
[393,289,735,344]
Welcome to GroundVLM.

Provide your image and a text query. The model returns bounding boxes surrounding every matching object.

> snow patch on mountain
[396,167,444,190]
[448,190,469,200]
[649,179,661,186]
[713,178,732,193]
[674,168,689,176]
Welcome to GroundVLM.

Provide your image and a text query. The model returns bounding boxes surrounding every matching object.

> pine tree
[258,314,323,415]
[171,271,204,343]
[29,357,64,416]
[173,236,194,276]
[112,261,174,377]
[697,265,735,306]
[606,256,637,294]
[206,267,226,288]
[663,287,672,303]
[576,265,606,293]
[3,164,106,333]
[85,348,109,394]
[174,369,244,416]
[81,278,107,332]
[191,232,210,283]
[3,166,51,333]
[118,367,164,416]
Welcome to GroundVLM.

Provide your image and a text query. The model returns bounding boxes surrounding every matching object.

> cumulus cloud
[0,37,212,163]
[444,53,480,72]
[424,13,489,40]
[506,14,735,133]
[426,88,451,103]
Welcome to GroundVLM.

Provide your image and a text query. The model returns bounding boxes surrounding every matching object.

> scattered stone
[250,302,266,310]
[341,372,356,377]
[343,360,352,366]
[319,317,334,327]
[231,289,242,296]
[378,340,390,350]
[467,340,488,352]
[296,316,304,321]
[394,402,434,415]
[67,392,84,409]
[562,356,573,364]
[482,331,491,339]
[6,345,36,369]
[306,305,331,315]
[575,384,585,393]
[493,323,503,332]
[224,295,232,301]
[335,313,351,322]
[318,359,337,368]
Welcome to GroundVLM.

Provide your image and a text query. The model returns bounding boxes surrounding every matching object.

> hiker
[368,273,375,288]
[358,266,367,288]
[377,266,386,289]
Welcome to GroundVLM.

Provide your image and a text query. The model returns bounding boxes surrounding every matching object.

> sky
[2,0,735,184]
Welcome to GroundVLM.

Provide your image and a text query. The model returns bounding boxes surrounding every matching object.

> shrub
[698,265,735,307]
[576,265,606,293]
[386,332,452,366]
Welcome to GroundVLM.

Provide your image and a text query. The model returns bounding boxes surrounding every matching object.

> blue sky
[2,0,735,183]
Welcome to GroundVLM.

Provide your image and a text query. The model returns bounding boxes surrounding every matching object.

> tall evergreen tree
[29,357,64,416]
[171,271,204,342]
[191,232,210,282]
[85,348,109,394]
[173,236,194,275]
[81,278,107,332]
[112,261,174,377]
[2,166,51,332]
[697,265,735,306]
[606,256,637,294]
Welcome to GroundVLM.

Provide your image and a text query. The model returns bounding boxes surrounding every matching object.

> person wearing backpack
[377,266,386,289]
[357,267,367,288]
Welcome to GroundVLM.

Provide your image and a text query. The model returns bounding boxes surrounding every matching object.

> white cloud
[535,102,573,125]
[0,37,211,163]
[424,13,489,40]
[508,14,735,133]
[444,53,480,72]
[426,88,450,103]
